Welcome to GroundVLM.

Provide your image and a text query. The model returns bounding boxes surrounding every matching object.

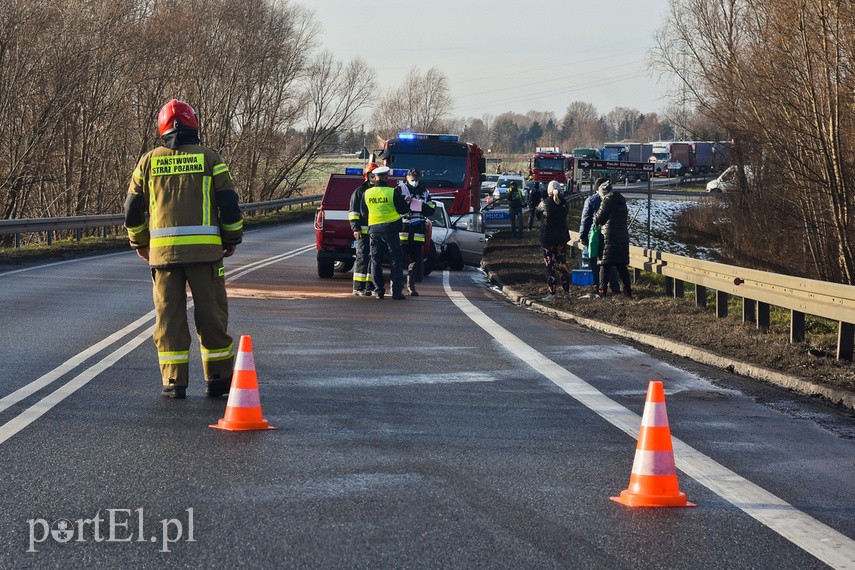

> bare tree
[653,0,854,282]
[371,66,453,138]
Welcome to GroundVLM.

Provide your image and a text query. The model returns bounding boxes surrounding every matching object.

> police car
[480,172,525,232]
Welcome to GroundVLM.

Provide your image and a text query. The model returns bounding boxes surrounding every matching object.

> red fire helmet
[157,99,199,136]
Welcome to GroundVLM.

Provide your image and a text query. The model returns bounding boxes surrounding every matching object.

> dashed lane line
[0,244,314,445]
[442,271,855,570]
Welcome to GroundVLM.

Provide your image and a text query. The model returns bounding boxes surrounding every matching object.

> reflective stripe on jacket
[125,144,242,267]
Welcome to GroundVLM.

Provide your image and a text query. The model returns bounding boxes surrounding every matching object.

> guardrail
[0,194,322,248]
[568,231,855,361]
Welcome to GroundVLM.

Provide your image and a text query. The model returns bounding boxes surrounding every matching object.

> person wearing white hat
[360,166,410,299]
[534,180,571,301]
[593,179,632,298]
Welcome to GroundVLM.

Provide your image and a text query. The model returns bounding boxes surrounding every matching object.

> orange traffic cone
[610,380,694,507]
[210,335,276,431]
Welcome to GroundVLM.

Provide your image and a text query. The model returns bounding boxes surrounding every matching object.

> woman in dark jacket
[535,181,571,301]
[593,179,632,297]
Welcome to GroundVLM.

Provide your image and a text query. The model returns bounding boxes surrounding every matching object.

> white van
[707,165,753,192]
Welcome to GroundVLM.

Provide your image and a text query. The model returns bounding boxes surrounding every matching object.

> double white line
[0,244,314,446]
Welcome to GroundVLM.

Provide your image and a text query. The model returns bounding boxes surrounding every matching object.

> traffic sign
[576,159,653,172]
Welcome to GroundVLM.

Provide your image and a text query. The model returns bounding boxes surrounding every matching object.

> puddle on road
[227,286,353,300]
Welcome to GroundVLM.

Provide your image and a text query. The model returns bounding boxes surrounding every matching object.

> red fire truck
[529,147,574,185]
[378,133,486,215]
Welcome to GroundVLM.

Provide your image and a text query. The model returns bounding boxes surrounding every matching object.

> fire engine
[377,133,486,215]
[528,147,574,185]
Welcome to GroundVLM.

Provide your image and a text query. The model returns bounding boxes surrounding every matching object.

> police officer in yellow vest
[124,99,243,399]
[361,166,410,300]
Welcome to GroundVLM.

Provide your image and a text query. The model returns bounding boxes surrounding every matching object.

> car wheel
[446,243,464,271]
[423,242,437,277]
[317,259,335,278]
[334,260,354,273]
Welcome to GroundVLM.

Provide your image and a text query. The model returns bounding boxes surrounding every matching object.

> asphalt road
[0,222,853,569]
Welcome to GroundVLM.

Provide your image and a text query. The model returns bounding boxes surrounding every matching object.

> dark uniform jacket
[349,180,372,235]
[125,141,242,267]
[593,190,630,265]
[401,183,436,240]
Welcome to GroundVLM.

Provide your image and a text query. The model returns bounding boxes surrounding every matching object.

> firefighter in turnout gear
[348,163,377,296]
[398,169,435,296]
[124,99,243,399]
[360,166,409,300]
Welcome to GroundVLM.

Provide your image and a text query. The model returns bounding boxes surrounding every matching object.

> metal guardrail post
[839,324,854,360]
[716,291,729,318]
[791,311,805,343]
[695,284,707,308]
[744,299,757,325]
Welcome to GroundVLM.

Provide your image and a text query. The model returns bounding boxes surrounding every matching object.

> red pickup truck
[314,170,432,278]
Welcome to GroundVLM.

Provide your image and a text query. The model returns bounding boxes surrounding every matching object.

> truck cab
[378,133,486,215]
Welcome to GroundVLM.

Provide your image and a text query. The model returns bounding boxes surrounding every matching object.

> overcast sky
[308,0,674,121]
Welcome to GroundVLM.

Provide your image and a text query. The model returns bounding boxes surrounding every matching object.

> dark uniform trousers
[369,221,405,295]
[152,260,235,387]
[400,222,425,290]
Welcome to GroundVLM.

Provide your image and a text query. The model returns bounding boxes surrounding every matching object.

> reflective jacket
[348,180,372,236]
[400,183,436,243]
[125,144,242,267]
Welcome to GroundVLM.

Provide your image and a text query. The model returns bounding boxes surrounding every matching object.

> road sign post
[576,160,654,250]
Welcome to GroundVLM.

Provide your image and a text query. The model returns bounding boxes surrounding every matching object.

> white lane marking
[0,251,130,277]
[442,271,855,569]
[301,372,496,389]
[0,326,153,446]
[226,244,314,283]
[0,311,155,415]
[0,244,314,446]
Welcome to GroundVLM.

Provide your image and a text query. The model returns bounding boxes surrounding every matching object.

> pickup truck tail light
[314,209,324,231]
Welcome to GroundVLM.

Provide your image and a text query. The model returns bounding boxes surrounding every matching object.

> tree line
[5,0,850,287]
[0,0,371,226]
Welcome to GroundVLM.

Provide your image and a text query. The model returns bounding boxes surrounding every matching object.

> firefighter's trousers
[352,232,371,291]
[151,261,235,387]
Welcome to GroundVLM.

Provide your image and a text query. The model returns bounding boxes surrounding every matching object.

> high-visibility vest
[364,185,401,226]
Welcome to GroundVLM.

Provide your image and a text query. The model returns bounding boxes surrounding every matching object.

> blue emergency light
[396,132,459,142]
[391,169,408,177]
[344,168,363,175]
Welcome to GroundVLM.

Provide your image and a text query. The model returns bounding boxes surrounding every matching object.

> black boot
[161,385,186,399]
[205,377,231,398]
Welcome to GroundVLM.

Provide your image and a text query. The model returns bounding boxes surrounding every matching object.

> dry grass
[484,230,855,396]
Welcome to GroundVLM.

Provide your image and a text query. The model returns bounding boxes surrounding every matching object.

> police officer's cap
[371,166,391,176]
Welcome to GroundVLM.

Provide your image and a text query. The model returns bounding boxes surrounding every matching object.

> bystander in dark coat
[534,181,571,301]
[593,180,632,297]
